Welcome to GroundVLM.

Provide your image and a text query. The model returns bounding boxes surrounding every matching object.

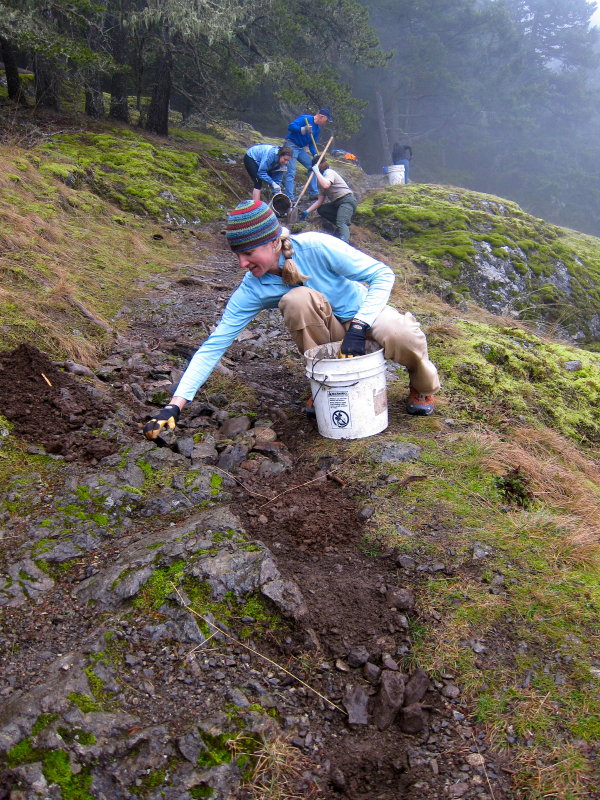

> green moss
[197,732,233,767]
[355,185,600,339]
[5,738,41,767]
[209,472,223,496]
[132,560,186,611]
[4,741,92,799]
[67,692,102,713]
[190,786,215,798]
[38,130,231,223]
[43,749,93,800]
[56,727,96,746]
[131,768,167,794]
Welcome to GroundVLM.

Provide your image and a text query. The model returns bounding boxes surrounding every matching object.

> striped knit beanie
[225,200,281,253]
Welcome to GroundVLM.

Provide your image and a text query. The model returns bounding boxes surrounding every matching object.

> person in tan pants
[143,200,440,440]
[279,287,440,408]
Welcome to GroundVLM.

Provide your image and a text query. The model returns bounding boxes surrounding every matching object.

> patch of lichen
[427,319,599,443]
[355,185,600,340]
[37,129,231,222]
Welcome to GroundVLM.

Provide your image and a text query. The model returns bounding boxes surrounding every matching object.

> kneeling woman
[244,143,292,203]
[143,200,440,439]
[301,156,357,243]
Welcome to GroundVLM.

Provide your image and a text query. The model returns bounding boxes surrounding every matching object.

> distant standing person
[391,142,412,184]
[301,156,357,243]
[244,143,292,203]
[283,108,333,201]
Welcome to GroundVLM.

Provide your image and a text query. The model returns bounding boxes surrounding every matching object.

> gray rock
[259,556,308,621]
[175,436,195,458]
[218,443,249,471]
[343,684,370,725]
[218,416,252,439]
[191,441,219,465]
[371,442,422,463]
[252,441,293,469]
[404,668,431,706]
[346,646,370,668]
[564,360,582,371]
[371,670,406,730]
[386,587,415,611]
[363,662,382,684]
[397,555,417,570]
[398,702,427,734]
[441,683,461,699]
[472,542,493,560]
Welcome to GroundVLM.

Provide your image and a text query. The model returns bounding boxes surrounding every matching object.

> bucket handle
[310,355,359,403]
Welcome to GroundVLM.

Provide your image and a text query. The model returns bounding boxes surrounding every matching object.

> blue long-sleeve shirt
[286,115,321,156]
[246,144,283,189]
[173,232,395,401]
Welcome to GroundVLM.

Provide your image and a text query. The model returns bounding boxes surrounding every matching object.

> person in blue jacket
[244,143,292,203]
[143,200,440,440]
[283,108,332,201]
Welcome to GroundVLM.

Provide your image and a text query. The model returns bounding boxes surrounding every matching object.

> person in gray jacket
[301,156,357,243]
[244,144,292,202]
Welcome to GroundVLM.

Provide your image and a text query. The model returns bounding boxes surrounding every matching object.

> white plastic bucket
[388,164,406,185]
[304,341,388,439]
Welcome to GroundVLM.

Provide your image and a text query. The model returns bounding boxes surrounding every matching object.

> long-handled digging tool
[305,116,320,156]
[287,136,333,224]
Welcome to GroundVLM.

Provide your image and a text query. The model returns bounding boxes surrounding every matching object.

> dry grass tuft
[474,427,600,565]
[230,734,322,800]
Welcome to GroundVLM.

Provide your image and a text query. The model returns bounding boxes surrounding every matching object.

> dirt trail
[0,223,511,799]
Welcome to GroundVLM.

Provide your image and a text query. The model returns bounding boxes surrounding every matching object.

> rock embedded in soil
[398,702,427,734]
[343,684,370,725]
[403,667,431,706]
[371,670,406,730]
[386,586,416,611]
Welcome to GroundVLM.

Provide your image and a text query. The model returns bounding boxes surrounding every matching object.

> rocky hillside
[356,185,600,346]
[0,109,599,800]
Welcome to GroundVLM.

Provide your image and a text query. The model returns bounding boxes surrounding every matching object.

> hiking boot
[406,387,435,416]
[304,396,316,418]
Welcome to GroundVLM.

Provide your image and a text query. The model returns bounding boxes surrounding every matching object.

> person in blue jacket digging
[283,108,332,201]
[244,143,292,203]
[143,200,440,439]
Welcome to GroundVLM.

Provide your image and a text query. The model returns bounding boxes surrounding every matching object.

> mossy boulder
[36,129,232,224]
[356,185,600,344]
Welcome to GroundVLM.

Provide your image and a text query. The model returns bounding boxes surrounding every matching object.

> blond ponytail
[280,229,310,285]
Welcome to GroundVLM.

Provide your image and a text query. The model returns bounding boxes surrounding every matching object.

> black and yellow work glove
[340,320,369,358]
[143,404,181,440]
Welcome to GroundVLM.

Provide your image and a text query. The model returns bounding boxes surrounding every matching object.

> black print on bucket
[328,390,351,428]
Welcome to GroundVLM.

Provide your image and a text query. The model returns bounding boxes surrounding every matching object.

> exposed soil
[0,223,512,799]
[0,343,119,462]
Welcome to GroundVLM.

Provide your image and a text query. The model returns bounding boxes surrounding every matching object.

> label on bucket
[327,390,351,429]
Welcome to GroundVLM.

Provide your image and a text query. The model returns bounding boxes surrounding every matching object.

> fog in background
[345,0,600,237]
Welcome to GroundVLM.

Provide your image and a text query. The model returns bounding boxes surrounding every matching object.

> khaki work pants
[279,287,440,395]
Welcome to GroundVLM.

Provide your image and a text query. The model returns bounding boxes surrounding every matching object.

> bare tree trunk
[0,37,27,105]
[107,2,130,123]
[145,32,172,136]
[85,79,105,117]
[389,91,400,144]
[34,55,60,110]
[375,90,391,165]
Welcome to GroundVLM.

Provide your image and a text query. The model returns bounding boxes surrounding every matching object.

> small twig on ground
[397,475,427,488]
[41,372,52,387]
[211,466,271,500]
[257,459,355,509]
[172,584,345,714]
[470,730,497,800]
